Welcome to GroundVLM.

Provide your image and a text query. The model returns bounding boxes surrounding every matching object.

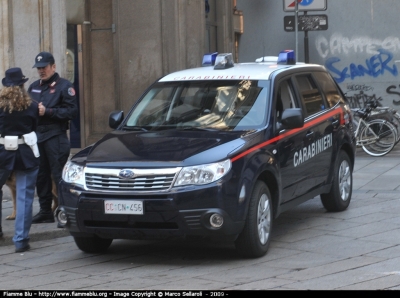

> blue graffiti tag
[325,49,398,83]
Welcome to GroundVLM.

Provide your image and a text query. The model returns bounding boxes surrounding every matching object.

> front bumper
[58,180,246,240]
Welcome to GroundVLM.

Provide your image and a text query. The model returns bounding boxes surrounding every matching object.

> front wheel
[74,236,113,253]
[320,151,352,212]
[235,181,273,258]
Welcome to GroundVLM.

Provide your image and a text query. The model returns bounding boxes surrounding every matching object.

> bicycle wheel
[372,120,398,147]
[362,121,397,155]
[360,119,397,156]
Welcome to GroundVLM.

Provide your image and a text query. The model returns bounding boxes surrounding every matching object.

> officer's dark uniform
[28,52,78,223]
[0,67,40,252]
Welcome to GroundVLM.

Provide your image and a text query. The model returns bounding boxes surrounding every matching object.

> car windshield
[124,80,269,131]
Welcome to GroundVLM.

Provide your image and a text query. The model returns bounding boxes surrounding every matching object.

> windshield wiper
[122,125,148,131]
[177,126,218,131]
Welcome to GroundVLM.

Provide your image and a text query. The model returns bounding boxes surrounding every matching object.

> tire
[320,151,352,212]
[235,181,273,258]
[368,120,397,147]
[361,120,396,156]
[74,236,113,253]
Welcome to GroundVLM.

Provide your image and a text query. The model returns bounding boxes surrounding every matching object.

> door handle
[305,131,314,138]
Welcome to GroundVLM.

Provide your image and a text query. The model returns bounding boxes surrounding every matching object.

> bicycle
[351,100,398,156]
[369,105,400,142]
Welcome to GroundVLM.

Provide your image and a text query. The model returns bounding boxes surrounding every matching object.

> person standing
[0,67,40,252]
[28,52,78,224]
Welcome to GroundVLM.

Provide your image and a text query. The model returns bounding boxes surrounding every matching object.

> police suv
[58,51,356,258]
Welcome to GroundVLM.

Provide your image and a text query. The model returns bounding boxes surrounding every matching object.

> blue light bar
[277,50,296,65]
[214,53,234,70]
[202,52,218,67]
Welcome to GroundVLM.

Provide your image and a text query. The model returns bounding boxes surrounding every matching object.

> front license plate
[104,200,144,215]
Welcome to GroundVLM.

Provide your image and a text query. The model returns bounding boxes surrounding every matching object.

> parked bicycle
[369,105,400,142]
[351,100,398,156]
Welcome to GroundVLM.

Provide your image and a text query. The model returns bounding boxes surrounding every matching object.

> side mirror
[280,108,304,130]
[109,110,124,129]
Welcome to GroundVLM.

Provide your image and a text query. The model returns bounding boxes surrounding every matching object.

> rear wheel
[235,181,273,258]
[361,120,396,156]
[74,236,113,253]
[320,151,352,212]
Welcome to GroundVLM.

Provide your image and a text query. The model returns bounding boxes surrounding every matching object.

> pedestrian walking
[28,52,78,224]
[0,67,40,252]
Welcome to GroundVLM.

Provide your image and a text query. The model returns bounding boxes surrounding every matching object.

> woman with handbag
[0,67,39,252]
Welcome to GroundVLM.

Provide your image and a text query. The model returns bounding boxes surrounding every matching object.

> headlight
[174,159,231,186]
[62,160,85,186]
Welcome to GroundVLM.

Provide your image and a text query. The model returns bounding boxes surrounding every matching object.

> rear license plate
[104,200,144,215]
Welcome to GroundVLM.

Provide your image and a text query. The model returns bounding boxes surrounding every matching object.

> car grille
[84,167,181,192]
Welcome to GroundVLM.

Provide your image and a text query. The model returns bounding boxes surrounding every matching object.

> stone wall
[0,0,66,86]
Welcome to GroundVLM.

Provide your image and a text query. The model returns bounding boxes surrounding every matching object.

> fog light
[57,208,68,225]
[210,213,224,228]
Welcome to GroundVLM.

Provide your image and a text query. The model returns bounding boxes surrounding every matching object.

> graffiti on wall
[345,91,382,108]
[387,85,400,106]
[316,34,400,83]
[346,84,374,92]
[325,49,398,83]
[345,84,400,108]
[316,34,400,106]
[316,34,400,58]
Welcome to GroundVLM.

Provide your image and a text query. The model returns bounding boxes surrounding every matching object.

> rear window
[314,72,343,108]
[295,75,325,117]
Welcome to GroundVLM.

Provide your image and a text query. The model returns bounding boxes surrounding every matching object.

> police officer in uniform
[0,67,40,252]
[28,52,78,224]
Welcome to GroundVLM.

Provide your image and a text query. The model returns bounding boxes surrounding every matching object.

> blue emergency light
[202,52,218,67]
[277,50,296,65]
[213,53,234,70]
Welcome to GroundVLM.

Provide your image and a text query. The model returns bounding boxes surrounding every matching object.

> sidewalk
[0,188,69,247]
[0,147,399,247]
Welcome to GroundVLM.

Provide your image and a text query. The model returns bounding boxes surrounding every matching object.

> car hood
[83,130,250,166]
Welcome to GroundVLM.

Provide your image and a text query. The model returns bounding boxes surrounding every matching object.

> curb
[0,227,70,247]
[1,192,70,247]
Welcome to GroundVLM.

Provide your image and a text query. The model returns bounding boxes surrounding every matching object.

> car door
[291,73,334,196]
[274,77,307,203]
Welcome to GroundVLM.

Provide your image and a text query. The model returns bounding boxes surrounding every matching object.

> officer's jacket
[0,102,40,171]
[28,73,78,143]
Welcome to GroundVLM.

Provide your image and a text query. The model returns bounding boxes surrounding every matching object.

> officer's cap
[32,52,55,68]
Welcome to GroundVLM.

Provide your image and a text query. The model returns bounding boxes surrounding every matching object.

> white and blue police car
[58,50,356,258]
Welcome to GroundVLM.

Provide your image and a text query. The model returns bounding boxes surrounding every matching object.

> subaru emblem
[119,169,135,179]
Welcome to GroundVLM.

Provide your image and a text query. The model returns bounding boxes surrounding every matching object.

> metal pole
[295,0,299,58]
[304,11,309,63]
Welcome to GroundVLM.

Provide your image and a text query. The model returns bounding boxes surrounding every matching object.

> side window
[276,79,296,121]
[314,72,343,108]
[295,75,325,117]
